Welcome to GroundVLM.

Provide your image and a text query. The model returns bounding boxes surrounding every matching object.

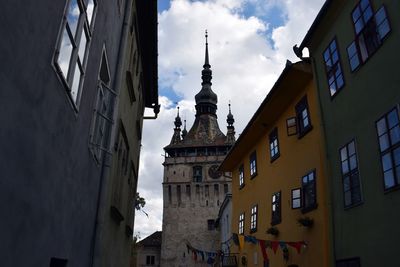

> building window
[323,38,345,96]
[214,184,219,195]
[177,185,181,204]
[224,184,229,194]
[250,205,258,233]
[347,1,391,71]
[239,164,245,188]
[238,213,245,235]
[193,166,203,182]
[196,185,200,196]
[269,128,280,161]
[54,0,97,106]
[286,117,297,136]
[336,257,361,267]
[186,185,191,198]
[340,140,362,207]
[208,219,215,230]
[271,192,281,225]
[168,185,172,203]
[295,96,312,137]
[146,255,155,265]
[204,185,209,197]
[291,188,301,209]
[89,49,115,163]
[249,151,257,178]
[376,107,400,191]
[302,170,317,213]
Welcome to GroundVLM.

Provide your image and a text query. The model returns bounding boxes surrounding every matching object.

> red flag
[271,241,279,254]
[259,240,269,261]
[287,242,305,254]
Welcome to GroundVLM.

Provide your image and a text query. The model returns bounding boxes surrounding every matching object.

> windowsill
[298,125,313,139]
[301,203,318,214]
[239,184,245,190]
[329,87,344,101]
[384,185,400,194]
[250,173,257,179]
[344,200,363,210]
[270,153,280,163]
[270,220,281,226]
[250,228,257,234]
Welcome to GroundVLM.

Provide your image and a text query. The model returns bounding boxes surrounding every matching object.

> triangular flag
[271,241,279,254]
[259,240,269,261]
[287,242,302,254]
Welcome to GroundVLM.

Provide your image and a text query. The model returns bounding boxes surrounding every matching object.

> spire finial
[204,30,210,67]
[227,101,234,127]
[174,106,182,128]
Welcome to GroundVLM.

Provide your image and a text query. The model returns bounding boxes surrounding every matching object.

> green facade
[303,0,400,266]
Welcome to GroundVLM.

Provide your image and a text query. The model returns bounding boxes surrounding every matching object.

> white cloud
[135,0,325,239]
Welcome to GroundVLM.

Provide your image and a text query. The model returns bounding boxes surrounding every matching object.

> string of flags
[231,233,307,264]
[186,242,221,265]
[185,234,307,265]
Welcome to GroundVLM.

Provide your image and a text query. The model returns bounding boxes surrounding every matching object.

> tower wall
[161,155,231,267]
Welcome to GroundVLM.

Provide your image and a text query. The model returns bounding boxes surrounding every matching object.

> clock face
[208,165,222,179]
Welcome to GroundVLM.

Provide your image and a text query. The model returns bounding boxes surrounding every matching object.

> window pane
[363,6,373,22]
[78,30,88,61]
[387,110,399,128]
[355,19,364,35]
[340,147,348,161]
[384,170,395,189]
[360,0,369,11]
[381,153,393,172]
[393,147,400,166]
[332,51,338,64]
[342,160,349,174]
[292,189,300,198]
[87,0,95,26]
[323,50,330,62]
[349,155,357,170]
[375,6,387,24]
[343,176,350,191]
[378,20,390,40]
[67,0,80,38]
[58,27,73,78]
[308,172,314,181]
[379,134,390,151]
[330,40,336,51]
[336,75,344,89]
[352,6,361,22]
[71,62,82,102]
[348,141,356,155]
[293,199,301,208]
[376,118,387,136]
[390,126,400,145]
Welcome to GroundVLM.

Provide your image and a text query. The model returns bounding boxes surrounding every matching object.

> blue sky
[135,0,325,239]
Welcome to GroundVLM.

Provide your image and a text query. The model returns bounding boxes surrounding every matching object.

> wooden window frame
[249,151,257,178]
[269,128,280,162]
[322,38,345,97]
[239,164,245,189]
[301,170,317,213]
[339,140,363,208]
[291,188,302,209]
[295,96,313,138]
[271,191,281,225]
[250,205,258,233]
[238,212,245,235]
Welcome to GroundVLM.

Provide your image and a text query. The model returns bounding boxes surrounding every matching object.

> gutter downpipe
[90,0,133,266]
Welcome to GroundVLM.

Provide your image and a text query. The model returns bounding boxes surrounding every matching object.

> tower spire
[170,106,182,145]
[204,30,210,67]
[226,101,236,144]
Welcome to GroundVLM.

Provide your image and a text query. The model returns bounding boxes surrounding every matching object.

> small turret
[181,119,187,140]
[170,107,182,145]
[226,102,236,144]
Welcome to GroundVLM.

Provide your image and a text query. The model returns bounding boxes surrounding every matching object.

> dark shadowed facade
[0,0,157,266]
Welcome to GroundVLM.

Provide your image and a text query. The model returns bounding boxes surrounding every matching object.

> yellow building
[220,60,331,267]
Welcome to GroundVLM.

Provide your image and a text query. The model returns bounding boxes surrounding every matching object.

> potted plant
[266,226,279,236]
[297,216,314,227]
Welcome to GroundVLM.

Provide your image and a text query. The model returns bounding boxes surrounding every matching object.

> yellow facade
[220,61,331,267]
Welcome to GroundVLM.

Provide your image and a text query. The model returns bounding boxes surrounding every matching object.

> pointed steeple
[170,107,182,145]
[181,119,187,139]
[226,102,236,144]
[195,30,218,117]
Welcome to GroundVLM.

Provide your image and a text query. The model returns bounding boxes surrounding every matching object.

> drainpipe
[90,0,133,266]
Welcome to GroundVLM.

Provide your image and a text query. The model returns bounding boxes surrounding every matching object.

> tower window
[214,184,219,195]
[146,255,155,265]
[207,219,215,230]
[186,185,191,198]
[193,166,202,182]
[177,185,181,204]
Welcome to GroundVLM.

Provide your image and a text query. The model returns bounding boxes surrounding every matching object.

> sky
[134,0,325,240]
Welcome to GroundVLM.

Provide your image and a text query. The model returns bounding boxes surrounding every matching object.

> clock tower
[160,32,235,267]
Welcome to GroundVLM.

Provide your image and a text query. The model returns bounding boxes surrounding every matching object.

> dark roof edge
[299,0,332,50]
[219,60,311,170]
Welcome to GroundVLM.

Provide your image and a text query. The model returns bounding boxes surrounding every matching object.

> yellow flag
[238,235,245,251]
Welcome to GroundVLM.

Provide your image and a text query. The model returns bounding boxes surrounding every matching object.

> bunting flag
[259,240,269,261]
[244,235,258,244]
[238,235,245,251]
[271,241,279,254]
[287,241,305,254]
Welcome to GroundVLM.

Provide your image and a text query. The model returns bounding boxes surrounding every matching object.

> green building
[298,0,400,266]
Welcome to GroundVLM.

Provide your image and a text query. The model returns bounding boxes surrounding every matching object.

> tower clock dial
[208,165,222,179]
